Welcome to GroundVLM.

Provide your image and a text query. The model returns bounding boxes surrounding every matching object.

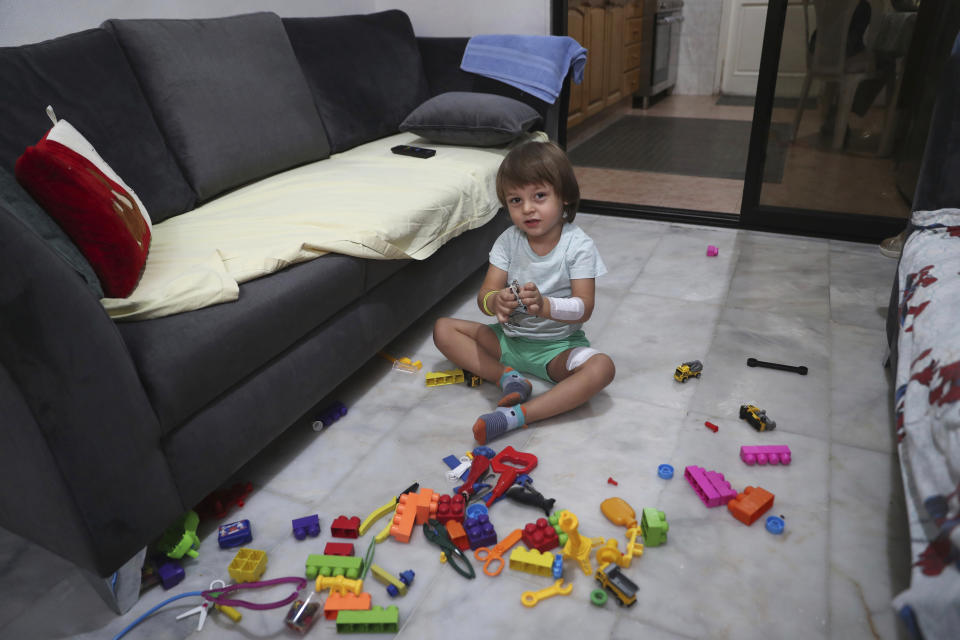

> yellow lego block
[425,369,465,387]
[508,546,555,577]
[369,564,407,596]
[228,548,267,583]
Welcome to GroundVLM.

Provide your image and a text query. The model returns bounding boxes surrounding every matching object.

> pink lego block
[683,465,737,507]
[740,445,791,466]
[706,245,719,257]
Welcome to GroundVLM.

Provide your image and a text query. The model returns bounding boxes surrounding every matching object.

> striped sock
[498,368,532,407]
[472,405,526,445]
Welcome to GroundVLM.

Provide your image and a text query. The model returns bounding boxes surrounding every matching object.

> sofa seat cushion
[103,131,544,321]
[104,12,330,203]
[0,29,195,222]
[284,11,430,153]
[118,252,366,433]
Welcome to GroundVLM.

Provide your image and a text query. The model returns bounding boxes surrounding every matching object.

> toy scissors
[473,528,523,577]
[422,519,475,579]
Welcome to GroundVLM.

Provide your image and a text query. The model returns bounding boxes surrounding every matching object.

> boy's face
[503,182,566,243]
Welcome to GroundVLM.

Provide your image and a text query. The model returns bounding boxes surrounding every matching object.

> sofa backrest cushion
[104,12,331,203]
[284,10,430,154]
[0,29,196,223]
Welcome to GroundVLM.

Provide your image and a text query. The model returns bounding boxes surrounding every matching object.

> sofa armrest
[0,204,183,576]
[416,36,570,143]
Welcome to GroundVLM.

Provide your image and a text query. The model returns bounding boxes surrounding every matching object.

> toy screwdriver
[359,482,419,537]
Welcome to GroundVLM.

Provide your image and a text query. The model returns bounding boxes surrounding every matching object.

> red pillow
[15,120,151,298]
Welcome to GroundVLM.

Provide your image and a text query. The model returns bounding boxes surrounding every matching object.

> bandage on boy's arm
[544,278,595,323]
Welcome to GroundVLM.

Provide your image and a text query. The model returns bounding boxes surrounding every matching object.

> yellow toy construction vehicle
[739,404,776,431]
[673,360,703,383]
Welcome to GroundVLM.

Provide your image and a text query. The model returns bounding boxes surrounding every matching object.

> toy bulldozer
[673,360,703,383]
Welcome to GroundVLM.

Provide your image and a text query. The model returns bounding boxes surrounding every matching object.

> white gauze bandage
[566,346,600,371]
[546,296,585,321]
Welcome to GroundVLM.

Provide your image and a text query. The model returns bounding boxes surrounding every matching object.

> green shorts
[488,324,591,382]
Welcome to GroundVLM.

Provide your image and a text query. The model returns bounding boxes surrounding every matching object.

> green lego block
[336,606,399,633]
[305,554,363,580]
[640,507,669,547]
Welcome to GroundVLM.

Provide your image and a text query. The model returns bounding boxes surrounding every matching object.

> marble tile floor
[0,215,911,640]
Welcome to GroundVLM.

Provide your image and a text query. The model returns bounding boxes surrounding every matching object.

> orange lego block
[323,592,372,620]
[727,486,775,526]
[445,520,470,551]
[409,488,439,525]
[389,497,417,543]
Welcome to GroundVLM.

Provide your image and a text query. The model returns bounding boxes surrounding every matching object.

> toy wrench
[473,528,523,576]
[486,446,537,506]
[521,579,573,607]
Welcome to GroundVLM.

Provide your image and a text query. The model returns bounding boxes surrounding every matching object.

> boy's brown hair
[496,141,580,222]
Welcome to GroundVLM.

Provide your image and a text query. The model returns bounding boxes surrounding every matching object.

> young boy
[433,140,615,444]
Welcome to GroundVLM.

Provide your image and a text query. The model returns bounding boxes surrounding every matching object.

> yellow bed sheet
[102,132,545,320]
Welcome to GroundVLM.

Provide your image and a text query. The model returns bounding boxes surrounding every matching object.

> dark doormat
[716,94,817,109]
[568,115,792,183]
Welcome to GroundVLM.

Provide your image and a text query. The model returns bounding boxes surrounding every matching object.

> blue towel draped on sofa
[460,34,586,104]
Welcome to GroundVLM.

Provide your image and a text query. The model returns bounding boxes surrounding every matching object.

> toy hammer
[746,358,808,375]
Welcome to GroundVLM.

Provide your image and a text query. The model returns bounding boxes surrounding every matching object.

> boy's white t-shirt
[489,222,607,340]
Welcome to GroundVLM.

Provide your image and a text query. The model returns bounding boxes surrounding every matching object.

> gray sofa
[0,9,563,611]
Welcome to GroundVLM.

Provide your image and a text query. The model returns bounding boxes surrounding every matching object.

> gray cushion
[0,168,102,298]
[104,13,330,202]
[283,11,430,153]
[400,92,542,146]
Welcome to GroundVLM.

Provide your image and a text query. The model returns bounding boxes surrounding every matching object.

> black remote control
[391,144,436,159]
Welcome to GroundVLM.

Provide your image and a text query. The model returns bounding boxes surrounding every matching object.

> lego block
[436,494,466,524]
[336,606,399,633]
[324,542,355,556]
[315,574,363,596]
[464,514,497,550]
[331,515,361,538]
[412,488,440,524]
[552,555,563,579]
[640,508,669,547]
[218,519,252,549]
[305,554,363,580]
[522,517,560,552]
[445,520,470,551]
[389,497,418,543]
[509,546,555,577]
[740,445,792,466]
[727,486,775,526]
[547,511,569,546]
[425,368,465,386]
[292,515,320,540]
[683,465,737,507]
[323,592,371,620]
[228,548,267,583]
[154,557,184,590]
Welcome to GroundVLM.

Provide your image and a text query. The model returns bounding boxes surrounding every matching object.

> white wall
[0,0,549,47]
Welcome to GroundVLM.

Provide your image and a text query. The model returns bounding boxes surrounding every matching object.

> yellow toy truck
[673,360,703,383]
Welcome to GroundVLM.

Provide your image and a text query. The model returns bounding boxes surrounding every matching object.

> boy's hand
[493,288,517,323]
[519,282,544,317]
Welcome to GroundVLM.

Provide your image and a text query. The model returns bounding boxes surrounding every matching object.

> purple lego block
[464,514,497,550]
[684,465,737,507]
[292,514,321,540]
[740,445,791,466]
[156,558,185,590]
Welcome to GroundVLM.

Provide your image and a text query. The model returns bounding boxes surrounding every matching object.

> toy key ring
[473,528,523,577]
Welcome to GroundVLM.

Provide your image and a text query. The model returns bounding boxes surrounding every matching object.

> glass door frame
[551,0,909,243]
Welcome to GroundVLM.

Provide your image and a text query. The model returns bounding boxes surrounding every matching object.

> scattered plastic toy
[504,474,556,515]
[657,464,674,479]
[218,519,253,549]
[739,403,776,431]
[158,510,201,560]
[284,592,320,635]
[590,588,608,606]
[595,564,638,607]
[425,368,465,386]
[740,445,792,465]
[728,486,775,526]
[312,400,347,431]
[674,360,703,382]
[607,477,618,486]
[704,421,719,432]
[747,357,808,375]
[195,482,252,520]
[766,516,785,535]
[291,515,320,540]
[706,245,719,257]
[520,578,572,607]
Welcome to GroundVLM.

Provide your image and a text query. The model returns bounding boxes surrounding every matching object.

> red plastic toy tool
[486,446,538,506]
[458,455,490,497]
